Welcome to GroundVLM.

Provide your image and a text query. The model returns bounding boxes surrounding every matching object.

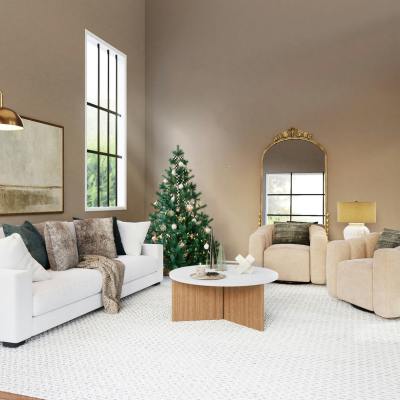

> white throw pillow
[0,233,50,282]
[117,220,151,256]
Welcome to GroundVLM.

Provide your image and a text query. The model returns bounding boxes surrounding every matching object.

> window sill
[85,206,127,212]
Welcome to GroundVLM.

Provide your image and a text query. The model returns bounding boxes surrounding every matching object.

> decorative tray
[190,272,226,280]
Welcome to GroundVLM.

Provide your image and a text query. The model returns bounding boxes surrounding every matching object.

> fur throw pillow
[44,221,79,271]
[73,218,117,259]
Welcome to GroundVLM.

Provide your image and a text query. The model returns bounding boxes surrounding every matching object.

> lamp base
[343,223,370,240]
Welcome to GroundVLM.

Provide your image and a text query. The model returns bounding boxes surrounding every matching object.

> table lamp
[337,201,376,240]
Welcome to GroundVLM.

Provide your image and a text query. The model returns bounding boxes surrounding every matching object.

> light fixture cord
[0,91,2,108]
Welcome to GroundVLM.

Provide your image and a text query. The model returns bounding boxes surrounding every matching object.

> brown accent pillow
[272,222,311,245]
[73,218,117,259]
[44,221,79,271]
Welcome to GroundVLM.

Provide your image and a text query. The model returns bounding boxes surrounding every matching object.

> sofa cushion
[33,268,102,316]
[3,221,50,269]
[0,233,50,282]
[32,255,159,316]
[337,258,373,311]
[44,221,79,271]
[264,243,310,282]
[73,217,126,256]
[73,218,117,259]
[117,220,150,256]
[117,255,159,283]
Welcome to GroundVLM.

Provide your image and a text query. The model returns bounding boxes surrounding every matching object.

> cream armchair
[249,224,328,284]
[326,233,400,318]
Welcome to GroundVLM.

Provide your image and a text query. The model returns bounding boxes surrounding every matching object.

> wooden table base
[172,281,265,331]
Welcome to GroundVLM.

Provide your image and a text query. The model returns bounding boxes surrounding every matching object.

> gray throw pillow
[44,221,79,271]
[375,228,400,250]
[272,222,311,245]
[73,218,117,259]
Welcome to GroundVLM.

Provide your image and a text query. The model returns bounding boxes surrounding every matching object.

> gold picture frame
[259,127,329,232]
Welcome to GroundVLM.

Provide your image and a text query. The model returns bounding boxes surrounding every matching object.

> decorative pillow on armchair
[44,221,79,271]
[73,218,117,259]
[272,222,311,246]
[375,228,400,250]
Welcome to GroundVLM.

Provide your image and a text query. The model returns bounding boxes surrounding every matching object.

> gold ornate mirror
[259,127,328,231]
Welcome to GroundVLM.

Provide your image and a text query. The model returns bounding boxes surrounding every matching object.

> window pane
[266,174,290,194]
[267,195,290,215]
[99,110,108,153]
[99,155,108,207]
[86,105,97,151]
[109,157,116,207]
[109,53,116,112]
[292,195,323,215]
[86,41,98,105]
[292,173,324,194]
[291,216,324,224]
[109,114,116,154]
[267,215,289,224]
[87,153,98,207]
[99,46,108,109]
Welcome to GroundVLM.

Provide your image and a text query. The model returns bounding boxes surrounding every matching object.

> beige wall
[146,0,400,257]
[0,0,146,224]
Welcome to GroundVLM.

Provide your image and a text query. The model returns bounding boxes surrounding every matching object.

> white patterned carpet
[1,279,400,400]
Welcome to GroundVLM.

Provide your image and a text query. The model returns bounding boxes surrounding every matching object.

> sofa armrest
[249,225,273,267]
[309,225,328,284]
[141,244,163,269]
[0,269,32,344]
[326,240,351,298]
[373,248,400,318]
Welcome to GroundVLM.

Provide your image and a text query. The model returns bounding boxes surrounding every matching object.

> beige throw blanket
[77,255,125,314]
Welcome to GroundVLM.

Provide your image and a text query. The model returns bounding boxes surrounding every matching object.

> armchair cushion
[264,244,310,282]
[375,228,400,250]
[272,222,312,245]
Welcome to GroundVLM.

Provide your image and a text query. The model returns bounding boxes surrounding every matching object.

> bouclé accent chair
[326,233,400,318]
[249,224,328,284]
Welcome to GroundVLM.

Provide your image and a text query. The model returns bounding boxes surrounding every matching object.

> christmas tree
[147,146,216,270]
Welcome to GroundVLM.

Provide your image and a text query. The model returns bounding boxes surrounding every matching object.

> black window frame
[265,172,325,224]
[86,41,122,208]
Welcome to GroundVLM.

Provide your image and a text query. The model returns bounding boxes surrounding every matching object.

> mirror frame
[259,127,329,233]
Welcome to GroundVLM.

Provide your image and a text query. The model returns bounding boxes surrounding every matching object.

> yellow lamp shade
[337,201,376,223]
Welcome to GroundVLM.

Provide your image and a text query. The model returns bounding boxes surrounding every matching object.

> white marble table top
[169,265,278,287]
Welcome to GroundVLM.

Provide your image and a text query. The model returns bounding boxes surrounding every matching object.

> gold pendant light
[0,90,24,131]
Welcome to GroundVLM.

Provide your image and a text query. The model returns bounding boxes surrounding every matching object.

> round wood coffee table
[169,266,278,331]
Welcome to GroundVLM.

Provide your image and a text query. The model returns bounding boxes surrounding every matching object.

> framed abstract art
[0,116,64,214]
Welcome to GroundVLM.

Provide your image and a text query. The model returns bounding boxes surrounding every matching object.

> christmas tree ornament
[186,204,194,212]
[204,243,209,250]
[171,224,177,230]
[163,178,168,184]
[160,224,166,232]
[171,169,176,176]
[167,210,174,216]
[178,161,184,167]
[178,183,184,189]
[204,227,211,234]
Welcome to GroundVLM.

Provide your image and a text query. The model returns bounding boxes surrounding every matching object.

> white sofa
[0,244,163,347]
